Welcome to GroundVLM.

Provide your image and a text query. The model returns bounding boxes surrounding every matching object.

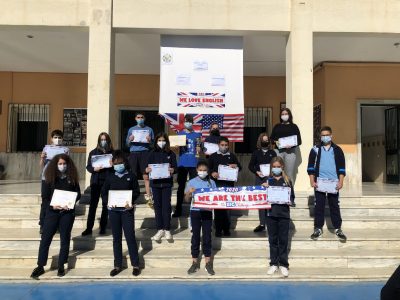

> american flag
[161,113,203,133]
[201,114,244,142]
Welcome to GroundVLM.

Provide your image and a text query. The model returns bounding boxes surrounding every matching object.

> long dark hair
[154,132,171,152]
[97,132,113,152]
[256,132,271,150]
[280,107,293,124]
[44,154,79,185]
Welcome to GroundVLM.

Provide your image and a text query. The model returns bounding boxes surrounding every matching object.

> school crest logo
[162,53,173,65]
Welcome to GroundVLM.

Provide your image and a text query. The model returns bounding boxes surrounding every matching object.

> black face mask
[261,141,269,147]
[210,129,220,136]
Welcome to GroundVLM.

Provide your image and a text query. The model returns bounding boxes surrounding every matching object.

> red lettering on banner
[179,98,187,103]
[197,195,210,202]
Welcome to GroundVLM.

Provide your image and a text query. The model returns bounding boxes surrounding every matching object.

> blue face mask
[271,167,282,176]
[136,119,144,126]
[321,136,332,144]
[184,122,193,130]
[114,164,125,173]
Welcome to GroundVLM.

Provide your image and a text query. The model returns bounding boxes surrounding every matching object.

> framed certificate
[278,135,298,149]
[259,164,270,177]
[43,145,69,160]
[91,154,113,169]
[267,186,291,205]
[149,163,170,180]
[108,190,133,208]
[316,178,338,194]
[218,165,239,182]
[169,135,187,147]
[203,142,219,155]
[133,130,150,143]
[50,189,77,209]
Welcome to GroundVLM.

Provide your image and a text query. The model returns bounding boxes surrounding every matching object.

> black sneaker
[253,225,266,233]
[30,266,44,279]
[132,267,141,276]
[99,228,106,235]
[310,228,323,240]
[110,267,123,277]
[187,262,200,274]
[205,262,215,275]
[335,229,347,241]
[215,231,222,238]
[57,266,65,277]
[81,229,92,236]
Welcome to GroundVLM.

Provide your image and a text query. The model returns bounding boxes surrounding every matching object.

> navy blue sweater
[42,177,81,211]
[146,149,177,188]
[208,152,242,187]
[307,143,346,180]
[86,148,113,185]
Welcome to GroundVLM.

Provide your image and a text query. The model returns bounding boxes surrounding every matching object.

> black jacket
[146,149,177,188]
[248,149,277,174]
[270,123,302,150]
[264,176,294,219]
[86,148,113,186]
[208,152,242,187]
[42,177,81,211]
[307,143,346,180]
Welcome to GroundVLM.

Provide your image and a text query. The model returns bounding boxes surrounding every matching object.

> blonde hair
[270,156,291,186]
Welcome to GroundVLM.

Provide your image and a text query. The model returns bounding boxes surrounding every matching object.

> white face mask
[281,115,289,122]
[157,141,166,149]
[53,137,63,146]
[58,163,67,173]
[198,171,208,179]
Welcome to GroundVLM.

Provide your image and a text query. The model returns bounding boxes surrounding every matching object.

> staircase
[0,189,398,281]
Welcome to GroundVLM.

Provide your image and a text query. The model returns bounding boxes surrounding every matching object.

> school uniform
[185,176,217,258]
[307,143,346,230]
[270,123,302,181]
[147,149,177,230]
[85,148,113,232]
[202,134,221,158]
[102,171,141,269]
[175,130,201,216]
[126,125,154,175]
[37,177,80,269]
[248,149,277,226]
[208,150,242,235]
[264,176,294,268]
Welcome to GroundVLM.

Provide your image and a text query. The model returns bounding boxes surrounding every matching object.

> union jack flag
[160,113,203,133]
[201,114,244,142]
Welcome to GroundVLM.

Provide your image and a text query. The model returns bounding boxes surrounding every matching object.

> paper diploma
[203,142,219,155]
[267,186,291,205]
[218,165,239,182]
[316,178,338,194]
[133,130,150,143]
[169,135,187,147]
[259,164,271,177]
[50,189,77,209]
[44,145,69,160]
[278,135,298,149]
[108,190,133,208]
[149,163,170,180]
[91,154,113,169]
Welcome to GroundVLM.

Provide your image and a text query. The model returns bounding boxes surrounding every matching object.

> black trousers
[39,180,50,227]
[152,186,172,230]
[37,209,75,268]
[266,216,290,268]
[314,191,342,229]
[175,166,197,214]
[190,210,213,258]
[109,209,139,268]
[214,209,230,234]
[381,265,400,300]
[86,183,108,231]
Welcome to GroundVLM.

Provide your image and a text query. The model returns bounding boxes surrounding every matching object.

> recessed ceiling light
[26,35,34,39]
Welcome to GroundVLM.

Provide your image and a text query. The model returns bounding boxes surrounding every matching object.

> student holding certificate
[31,154,81,279]
[307,126,347,241]
[101,150,141,277]
[202,122,221,157]
[261,156,294,278]
[208,137,242,237]
[270,108,302,183]
[38,129,70,234]
[248,133,277,233]
[81,132,114,236]
[145,133,177,242]
[126,112,154,209]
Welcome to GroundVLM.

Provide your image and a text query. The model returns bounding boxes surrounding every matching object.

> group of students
[30,109,347,279]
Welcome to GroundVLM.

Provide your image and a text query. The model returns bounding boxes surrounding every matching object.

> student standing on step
[185,160,216,275]
[270,108,302,184]
[101,150,141,277]
[202,122,221,158]
[31,154,81,279]
[126,112,154,208]
[248,132,277,233]
[39,129,70,234]
[82,132,114,236]
[308,126,347,241]
[208,137,242,237]
[145,132,177,242]
[173,114,202,217]
[262,156,294,278]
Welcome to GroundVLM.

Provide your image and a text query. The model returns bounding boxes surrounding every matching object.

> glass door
[385,107,399,183]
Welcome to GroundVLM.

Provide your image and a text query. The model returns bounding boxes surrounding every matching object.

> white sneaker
[267,265,278,275]
[151,230,164,242]
[279,266,289,277]
[164,230,173,241]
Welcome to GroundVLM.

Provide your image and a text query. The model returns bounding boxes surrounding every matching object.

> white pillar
[86,0,115,188]
[286,1,313,192]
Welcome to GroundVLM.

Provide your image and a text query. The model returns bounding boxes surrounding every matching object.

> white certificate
[267,186,291,204]
[278,135,298,149]
[133,130,150,143]
[44,145,69,160]
[259,164,271,177]
[149,163,170,180]
[50,189,77,209]
[91,154,113,169]
[316,178,338,194]
[108,190,133,208]
[218,165,239,182]
[203,142,219,155]
[169,135,187,147]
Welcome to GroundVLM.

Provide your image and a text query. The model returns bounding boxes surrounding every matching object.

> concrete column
[86,0,115,188]
[286,1,313,192]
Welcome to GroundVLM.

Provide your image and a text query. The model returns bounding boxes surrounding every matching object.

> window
[7,104,49,152]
